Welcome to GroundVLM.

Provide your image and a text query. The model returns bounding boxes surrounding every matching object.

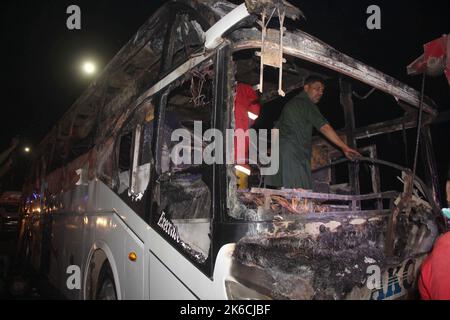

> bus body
[19,0,443,300]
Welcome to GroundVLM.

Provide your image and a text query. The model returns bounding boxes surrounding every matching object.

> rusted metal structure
[18,1,443,300]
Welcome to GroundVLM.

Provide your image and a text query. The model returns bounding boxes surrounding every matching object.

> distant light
[82,61,96,75]
[248,111,259,121]
[24,147,30,153]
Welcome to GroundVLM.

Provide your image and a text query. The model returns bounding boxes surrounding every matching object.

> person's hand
[342,146,361,160]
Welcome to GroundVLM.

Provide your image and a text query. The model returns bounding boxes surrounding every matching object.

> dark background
[0,0,449,197]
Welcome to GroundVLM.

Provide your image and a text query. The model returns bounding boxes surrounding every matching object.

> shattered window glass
[116,102,156,198]
[172,14,205,67]
[118,132,132,173]
[139,121,153,166]
[152,66,214,264]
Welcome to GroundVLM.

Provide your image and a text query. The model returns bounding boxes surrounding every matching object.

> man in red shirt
[418,231,450,300]
[234,83,261,188]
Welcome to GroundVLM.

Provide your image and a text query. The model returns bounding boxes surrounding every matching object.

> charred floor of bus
[230,188,439,300]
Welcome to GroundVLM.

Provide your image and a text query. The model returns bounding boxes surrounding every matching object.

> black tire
[95,262,117,300]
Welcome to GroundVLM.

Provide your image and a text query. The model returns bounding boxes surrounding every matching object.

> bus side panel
[91,182,145,300]
[47,211,67,292]
[108,214,145,300]
[148,251,198,300]
[58,214,85,299]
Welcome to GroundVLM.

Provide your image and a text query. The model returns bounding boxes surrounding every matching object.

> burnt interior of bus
[228,49,439,215]
[215,48,442,299]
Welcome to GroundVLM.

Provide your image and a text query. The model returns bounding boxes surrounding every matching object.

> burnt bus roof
[38,0,437,150]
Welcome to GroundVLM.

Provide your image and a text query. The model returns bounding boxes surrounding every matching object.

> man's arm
[319,124,361,160]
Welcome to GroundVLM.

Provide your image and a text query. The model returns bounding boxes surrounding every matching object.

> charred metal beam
[420,127,442,206]
[244,0,304,21]
[312,156,410,174]
[215,44,233,224]
[312,114,420,145]
[340,79,360,199]
[352,114,417,140]
[250,188,398,202]
[385,173,413,256]
[240,209,393,223]
[159,13,179,75]
[297,209,392,222]
[367,146,382,210]
[231,29,438,116]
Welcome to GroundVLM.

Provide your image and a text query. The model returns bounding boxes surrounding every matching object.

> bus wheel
[95,262,117,300]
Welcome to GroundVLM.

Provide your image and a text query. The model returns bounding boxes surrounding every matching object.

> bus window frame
[146,46,232,278]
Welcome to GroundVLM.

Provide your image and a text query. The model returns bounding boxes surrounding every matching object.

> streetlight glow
[24,147,30,153]
[82,61,96,75]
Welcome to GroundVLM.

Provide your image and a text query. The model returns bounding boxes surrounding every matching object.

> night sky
[0,0,449,191]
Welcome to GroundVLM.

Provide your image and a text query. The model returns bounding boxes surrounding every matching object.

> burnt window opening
[161,10,206,76]
[129,103,156,198]
[230,50,323,204]
[118,131,133,173]
[116,130,133,196]
[228,49,425,221]
[139,120,154,166]
[151,64,214,266]
[171,14,205,67]
[114,101,156,216]
[159,67,214,174]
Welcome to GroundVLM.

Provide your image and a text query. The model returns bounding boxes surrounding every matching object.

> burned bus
[19,0,444,300]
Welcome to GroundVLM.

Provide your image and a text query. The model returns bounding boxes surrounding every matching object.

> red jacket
[234,83,261,164]
[418,232,450,300]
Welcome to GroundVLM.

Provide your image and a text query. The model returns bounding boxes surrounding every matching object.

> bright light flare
[82,61,96,75]
[24,147,31,153]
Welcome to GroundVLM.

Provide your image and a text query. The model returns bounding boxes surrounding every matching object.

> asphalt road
[0,230,58,300]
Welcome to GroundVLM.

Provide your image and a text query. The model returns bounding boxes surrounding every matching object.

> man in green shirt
[265,75,361,190]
